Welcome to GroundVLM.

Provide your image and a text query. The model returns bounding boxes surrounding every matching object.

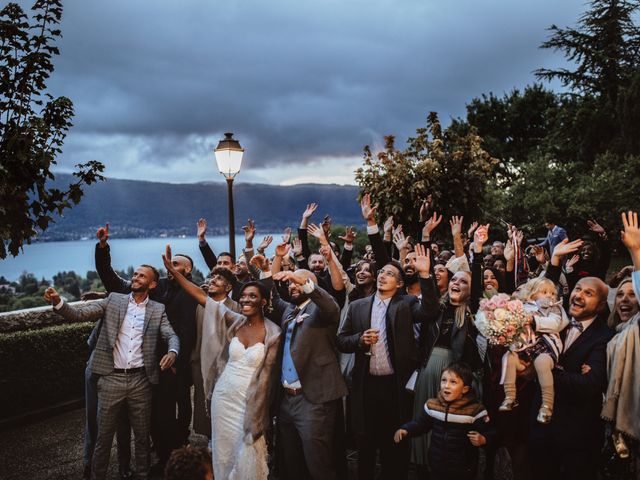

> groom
[265,263,347,480]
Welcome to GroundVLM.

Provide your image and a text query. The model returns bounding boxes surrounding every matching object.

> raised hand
[419,194,433,222]
[300,203,318,229]
[393,229,411,252]
[273,270,306,284]
[196,218,207,241]
[383,216,394,234]
[242,219,256,243]
[531,245,546,264]
[321,215,332,239]
[473,224,490,252]
[621,212,640,250]
[319,244,334,263]
[422,212,443,240]
[449,216,463,237]
[338,226,356,244]
[162,244,175,272]
[467,221,479,238]
[282,227,292,244]
[414,243,431,277]
[292,238,303,256]
[587,219,606,236]
[360,193,378,223]
[257,235,273,253]
[514,229,524,247]
[566,254,580,270]
[552,238,584,260]
[308,223,329,245]
[250,254,270,272]
[621,211,640,269]
[504,238,515,262]
[96,223,110,248]
[275,241,291,258]
[44,286,61,305]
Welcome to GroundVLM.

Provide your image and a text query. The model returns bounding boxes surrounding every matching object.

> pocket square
[296,313,310,324]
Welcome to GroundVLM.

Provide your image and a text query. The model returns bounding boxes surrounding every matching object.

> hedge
[0,322,93,420]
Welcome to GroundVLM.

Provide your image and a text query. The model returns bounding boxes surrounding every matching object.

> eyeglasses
[378,269,399,279]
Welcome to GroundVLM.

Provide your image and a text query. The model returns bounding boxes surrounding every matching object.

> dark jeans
[278,392,338,480]
[357,374,410,480]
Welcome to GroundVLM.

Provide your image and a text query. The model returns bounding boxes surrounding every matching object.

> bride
[163,248,281,479]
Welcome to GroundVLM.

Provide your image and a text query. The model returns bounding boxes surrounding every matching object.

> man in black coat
[530,238,614,480]
[337,243,435,480]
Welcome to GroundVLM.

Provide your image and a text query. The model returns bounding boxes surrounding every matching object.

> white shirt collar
[129,293,149,306]
[374,295,391,308]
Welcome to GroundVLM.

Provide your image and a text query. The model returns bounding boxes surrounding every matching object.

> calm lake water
[0,235,279,281]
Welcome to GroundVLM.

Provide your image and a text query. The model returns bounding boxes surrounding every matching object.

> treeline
[357,0,640,243]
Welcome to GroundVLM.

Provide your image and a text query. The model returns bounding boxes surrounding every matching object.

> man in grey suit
[263,264,347,480]
[45,264,179,480]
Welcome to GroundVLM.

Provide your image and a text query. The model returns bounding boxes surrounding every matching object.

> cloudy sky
[41,0,584,185]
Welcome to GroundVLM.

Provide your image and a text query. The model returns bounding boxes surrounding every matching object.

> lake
[0,235,280,281]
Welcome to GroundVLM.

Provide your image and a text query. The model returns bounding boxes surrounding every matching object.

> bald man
[262,268,347,480]
[530,239,614,480]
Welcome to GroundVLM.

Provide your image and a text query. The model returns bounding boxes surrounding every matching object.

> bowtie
[569,319,584,332]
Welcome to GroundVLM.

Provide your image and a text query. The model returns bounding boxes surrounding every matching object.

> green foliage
[356,112,497,240]
[0,322,93,419]
[0,0,105,259]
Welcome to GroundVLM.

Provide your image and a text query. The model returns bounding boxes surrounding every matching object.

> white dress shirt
[369,295,395,376]
[113,294,149,369]
[563,316,596,352]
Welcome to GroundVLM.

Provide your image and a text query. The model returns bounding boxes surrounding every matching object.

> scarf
[426,390,487,422]
[601,315,640,440]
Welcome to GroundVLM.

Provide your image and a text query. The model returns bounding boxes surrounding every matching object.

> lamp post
[214,132,244,260]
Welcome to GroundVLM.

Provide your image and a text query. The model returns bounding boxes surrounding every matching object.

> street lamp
[214,132,244,260]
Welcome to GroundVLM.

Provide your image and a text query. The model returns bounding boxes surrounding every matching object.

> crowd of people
[43,198,640,480]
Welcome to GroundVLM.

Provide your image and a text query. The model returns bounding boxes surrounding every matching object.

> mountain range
[41,174,362,240]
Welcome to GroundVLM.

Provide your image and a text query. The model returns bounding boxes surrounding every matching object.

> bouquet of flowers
[475,293,529,347]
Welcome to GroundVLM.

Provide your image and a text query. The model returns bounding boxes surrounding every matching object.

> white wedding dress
[210,336,269,480]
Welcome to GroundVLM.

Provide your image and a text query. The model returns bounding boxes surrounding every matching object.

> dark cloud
[41,0,583,182]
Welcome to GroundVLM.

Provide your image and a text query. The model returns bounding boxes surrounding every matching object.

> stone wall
[0,302,96,333]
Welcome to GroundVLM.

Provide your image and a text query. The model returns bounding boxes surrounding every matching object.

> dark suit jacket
[266,277,348,404]
[336,278,431,434]
[534,263,614,450]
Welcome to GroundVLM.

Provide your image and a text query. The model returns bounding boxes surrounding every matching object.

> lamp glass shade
[214,132,244,178]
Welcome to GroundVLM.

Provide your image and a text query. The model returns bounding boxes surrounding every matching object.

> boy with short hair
[394,362,494,480]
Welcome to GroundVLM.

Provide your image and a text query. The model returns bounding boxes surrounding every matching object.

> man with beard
[259,265,346,480]
[94,225,198,472]
[45,265,179,480]
[337,244,435,480]
[529,237,614,479]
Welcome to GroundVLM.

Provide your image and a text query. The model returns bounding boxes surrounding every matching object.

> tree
[355,112,497,240]
[0,0,104,259]
[535,0,640,160]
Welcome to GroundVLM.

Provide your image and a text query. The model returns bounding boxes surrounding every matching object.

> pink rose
[507,300,523,312]
[486,299,498,310]
[495,295,508,308]
[497,335,506,345]
[479,298,488,310]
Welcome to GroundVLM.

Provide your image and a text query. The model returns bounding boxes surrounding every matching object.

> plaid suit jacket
[57,292,179,384]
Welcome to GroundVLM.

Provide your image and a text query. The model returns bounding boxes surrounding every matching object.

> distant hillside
[41,174,362,240]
